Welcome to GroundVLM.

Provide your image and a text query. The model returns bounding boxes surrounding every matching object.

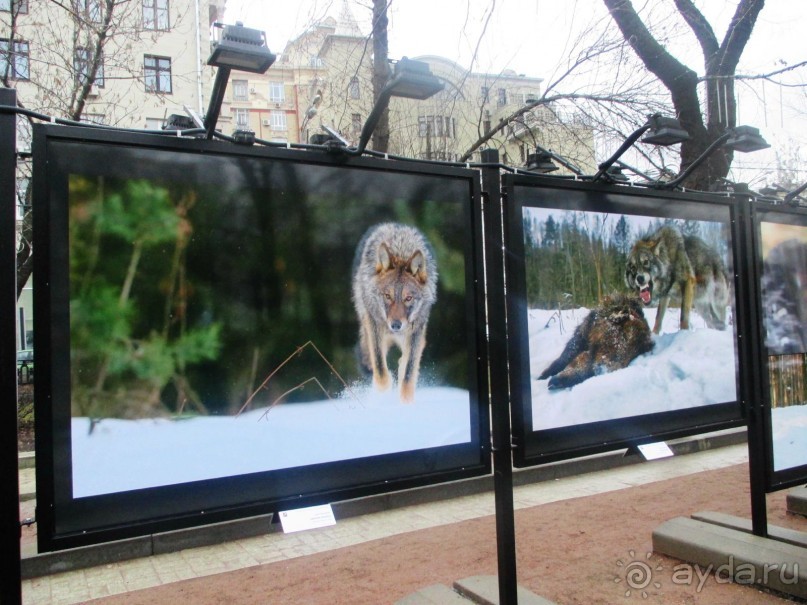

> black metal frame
[480,150,518,604]
[502,174,746,467]
[745,200,807,494]
[0,88,23,605]
[33,124,491,551]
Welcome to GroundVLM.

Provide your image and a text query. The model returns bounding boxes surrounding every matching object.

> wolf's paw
[399,381,416,404]
[373,371,392,392]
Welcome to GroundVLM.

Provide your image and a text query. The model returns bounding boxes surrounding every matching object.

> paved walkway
[20,444,749,605]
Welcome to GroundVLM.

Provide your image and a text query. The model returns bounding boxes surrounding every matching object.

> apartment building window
[144,55,172,93]
[308,56,323,68]
[143,0,169,30]
[75,47,105,87]
[234,108,249,129]
[0,39,29,80]
[270,110,286,130]
[351,113,361,135]
[348,76,360,100]
[497,87,508,106]
[77,0,103,23]
[1,0,29,14]
[232,79,248,101]
[417,115,456,139]
[268,81,284,103]
[480,86,489,103]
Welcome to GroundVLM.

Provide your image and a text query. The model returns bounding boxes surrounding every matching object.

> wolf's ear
[376,243,393,273]
[408,250,428,283]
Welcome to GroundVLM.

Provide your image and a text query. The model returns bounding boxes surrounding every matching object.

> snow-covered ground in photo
[529,305,738,431]
[772,404,807,471]
[71,386,470,498]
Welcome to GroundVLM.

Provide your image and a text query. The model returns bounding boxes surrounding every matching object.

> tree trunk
[371,0,390,152]
[602,0,765,190]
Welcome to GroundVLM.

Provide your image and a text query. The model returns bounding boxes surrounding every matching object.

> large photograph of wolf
[758,220,807,473]
[65,158,479,498]
[352,222,438,403]
[521,207,738,431]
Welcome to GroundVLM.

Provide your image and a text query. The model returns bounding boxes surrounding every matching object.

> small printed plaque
[279,504,336,534]
[637,441,674,461]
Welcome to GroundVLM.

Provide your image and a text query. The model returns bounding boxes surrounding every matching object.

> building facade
[216,8,596,172]
[1,0,225,131]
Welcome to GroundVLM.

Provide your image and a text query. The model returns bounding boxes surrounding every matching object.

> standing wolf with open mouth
[625,224,729,333]
[352,222,438,403]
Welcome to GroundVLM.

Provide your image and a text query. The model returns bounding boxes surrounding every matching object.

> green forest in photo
[521,209,730,311]
[68,169,471,420]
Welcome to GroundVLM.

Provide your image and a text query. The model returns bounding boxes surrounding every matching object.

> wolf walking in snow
[352,223,438,402]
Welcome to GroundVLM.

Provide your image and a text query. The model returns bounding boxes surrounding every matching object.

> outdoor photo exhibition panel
[750,202,807,491]
[503,175,745,466]
[33,124,490,551]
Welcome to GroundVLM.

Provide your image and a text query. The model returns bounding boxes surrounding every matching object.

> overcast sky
[223,0,806,188]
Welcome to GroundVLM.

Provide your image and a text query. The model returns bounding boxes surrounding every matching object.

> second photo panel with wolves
[504,177,743,463]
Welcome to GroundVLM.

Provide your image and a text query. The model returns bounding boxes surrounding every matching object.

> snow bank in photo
[529,306,738,431]
[72,386,470,498]
[772,404,807,471]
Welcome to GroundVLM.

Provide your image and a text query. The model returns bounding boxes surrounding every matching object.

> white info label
[637,442,675,460]
[279,504,336,534]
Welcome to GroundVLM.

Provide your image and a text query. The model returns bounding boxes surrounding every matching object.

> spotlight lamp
[208,21,277,73]
[527,145,584,175]
[353,57,444,155]
[592,113,688,183]
[525,150,559,173]
[724,125,770,153]
[204,22,276,139]
[640,114,690,146]
[657,124,771,190]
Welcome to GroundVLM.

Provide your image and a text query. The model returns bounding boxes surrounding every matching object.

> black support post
[734,195,768,537]
[0,88,23,604]
[480,148,518,604]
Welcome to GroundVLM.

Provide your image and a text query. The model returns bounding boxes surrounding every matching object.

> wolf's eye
[404,295,413,303]
[384,293,392,301]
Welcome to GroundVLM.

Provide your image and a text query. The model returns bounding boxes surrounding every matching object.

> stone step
[395,584,471,604]
[653,515,807,600]
[787,485,807,517]
[454,576,557,605]
[691,510,807,549]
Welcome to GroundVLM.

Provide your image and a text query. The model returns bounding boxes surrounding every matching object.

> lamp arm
[204,66,232,140]
[656,131,731,190]
[353,82,395,156]
[784,181,807,205]
[591,123,651,182]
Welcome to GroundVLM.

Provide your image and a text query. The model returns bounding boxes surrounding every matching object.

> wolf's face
[376,245,428,333]
[625,242,666,306]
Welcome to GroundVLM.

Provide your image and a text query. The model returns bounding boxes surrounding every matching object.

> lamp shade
[386,57,444,100]
[526,151,559,173]
[724,125,771,153]
[208,22,276,74]
[641,115,689,146]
